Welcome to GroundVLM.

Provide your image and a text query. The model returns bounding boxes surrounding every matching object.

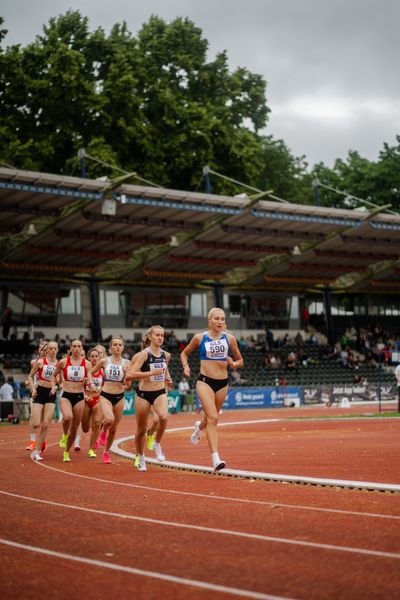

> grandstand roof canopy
[1,166,400,295]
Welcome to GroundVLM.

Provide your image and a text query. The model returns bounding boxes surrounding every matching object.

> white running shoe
[153,442,165,462]
[31,450,43,462]
[136,455,147,472]
[191,420,202,445]
[212,456,226,472]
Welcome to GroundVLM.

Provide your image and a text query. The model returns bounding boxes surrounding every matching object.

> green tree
[0,11,271,191]
[0,11,105,172]
[311,142,400,210]
[256,136,313,204]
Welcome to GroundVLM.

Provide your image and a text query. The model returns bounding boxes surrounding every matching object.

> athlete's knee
[136,423,147,437]
[158,414,168,427]
[103,416,114,428]
[206,414,219,427]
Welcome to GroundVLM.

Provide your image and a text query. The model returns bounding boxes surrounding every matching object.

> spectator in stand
[230,368,247,386]
[286,350,298,370]
[308,332,319,345]
[340,346,349,367]
[246,335,257,348]
[382,345,392,365]
[166,330,179,351]
[238,336,249,351]
[178,376,190,412]
[0,377,14,401]
[294,332,304,347]
[364,350,377,367]
[266,329,275,350]
[346,351,357,370]
[301,305,310,331]
[263,353,281,371]
[1,307,13,340]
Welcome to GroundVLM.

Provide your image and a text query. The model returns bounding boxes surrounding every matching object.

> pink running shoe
[99,431,107,447]
[102,451,112,464]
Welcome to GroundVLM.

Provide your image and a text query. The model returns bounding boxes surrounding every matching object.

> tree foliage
[311,140,400,211]
[0,11,270,192]
[0,11,398,209]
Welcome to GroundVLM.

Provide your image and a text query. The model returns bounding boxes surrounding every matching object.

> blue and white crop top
[199,331,230,361]
[103,357,129,383]
[141,349,167,383]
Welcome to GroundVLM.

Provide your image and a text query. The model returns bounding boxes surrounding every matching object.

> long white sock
[211,452,220,463]
[75,434,81,445]
[30,433,36,441]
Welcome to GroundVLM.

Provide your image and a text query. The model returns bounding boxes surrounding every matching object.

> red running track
[0,406,399,600]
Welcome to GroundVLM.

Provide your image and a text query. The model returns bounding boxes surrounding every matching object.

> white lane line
[1,490,399,561]
[0,538,292,600]
[114,429,400,493]
[25,460,400,522]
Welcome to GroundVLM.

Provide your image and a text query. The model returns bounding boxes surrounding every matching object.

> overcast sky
[1,0,399,168]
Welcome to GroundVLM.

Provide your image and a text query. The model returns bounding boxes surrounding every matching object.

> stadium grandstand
[1,166,400,409]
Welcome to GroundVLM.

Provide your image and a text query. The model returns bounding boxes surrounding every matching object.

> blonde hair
[95,344,107,357]
[109,336,124,349]
[88,347,99,359]
[208,307,225,320]
[141,325,164,350]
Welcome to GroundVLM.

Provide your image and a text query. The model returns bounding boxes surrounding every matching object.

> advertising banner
[123,390,181,415]
[303,384,396,405]
[216,386,303,410]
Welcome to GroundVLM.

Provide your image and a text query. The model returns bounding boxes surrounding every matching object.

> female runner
[81,347,104,458]
[28,341,59,461]
[180,308,243,471]
[125,325,172,471]
[94,344,108,448]
[51,340,92,462]
[26,341,48,451]
[89,337,129,464]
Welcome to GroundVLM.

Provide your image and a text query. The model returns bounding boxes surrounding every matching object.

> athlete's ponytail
[141,325,164,350]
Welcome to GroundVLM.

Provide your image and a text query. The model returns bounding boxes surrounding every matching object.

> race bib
[92,375,103,389]
[66,365,85,382]
[204,339,228,360]
[105,364,123,382]
[42,365,55,381]
[150,361,165,382]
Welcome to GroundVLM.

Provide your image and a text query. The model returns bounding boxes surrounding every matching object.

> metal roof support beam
[323,287,335,346]
[0,180,104,200]
[88,277,102,343]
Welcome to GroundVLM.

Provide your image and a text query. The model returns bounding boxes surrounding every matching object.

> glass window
[190,293,206,317]
[100,290,125,316]
[60,289,80,314]
[130,290,189,327]
[7,291,24,313]
[106,291,121,315]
